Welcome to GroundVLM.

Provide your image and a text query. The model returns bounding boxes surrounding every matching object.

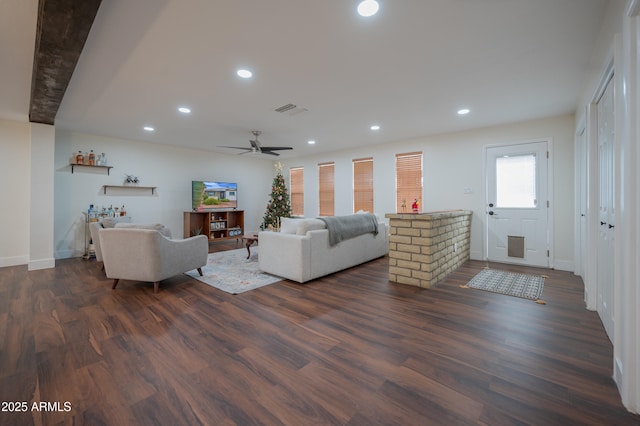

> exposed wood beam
[29,0,102,125]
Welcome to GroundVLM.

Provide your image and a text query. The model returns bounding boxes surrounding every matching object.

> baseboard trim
[55,249,81,260]
[553,259,574,272]
[28,258,56,271]
[0,255,29,268]
[469,250,483,261]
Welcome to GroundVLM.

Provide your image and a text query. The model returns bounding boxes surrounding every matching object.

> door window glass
[496,154,536,208]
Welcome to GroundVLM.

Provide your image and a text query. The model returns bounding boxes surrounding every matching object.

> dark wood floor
[1,242,638,425]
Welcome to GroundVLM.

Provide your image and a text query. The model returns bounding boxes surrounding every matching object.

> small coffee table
[241,234,259,259]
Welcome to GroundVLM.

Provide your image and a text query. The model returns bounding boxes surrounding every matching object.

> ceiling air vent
[274,103,308,116]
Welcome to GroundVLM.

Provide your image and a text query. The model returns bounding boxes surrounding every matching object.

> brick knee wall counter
[385,210,472,288]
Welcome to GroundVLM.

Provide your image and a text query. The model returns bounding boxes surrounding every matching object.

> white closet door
[596,75,615,342]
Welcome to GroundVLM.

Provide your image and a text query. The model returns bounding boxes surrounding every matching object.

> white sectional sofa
[258,214,388,283]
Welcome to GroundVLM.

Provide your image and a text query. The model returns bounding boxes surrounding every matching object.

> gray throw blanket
[317,214,379,246]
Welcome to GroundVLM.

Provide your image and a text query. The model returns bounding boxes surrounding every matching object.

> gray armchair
[89,220,169,269]
[99,228,208,293]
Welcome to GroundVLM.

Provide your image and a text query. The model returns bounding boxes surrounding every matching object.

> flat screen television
[192,181,238,211]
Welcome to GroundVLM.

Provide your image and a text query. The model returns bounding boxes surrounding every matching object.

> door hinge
[547,250,550,257]
[546,151,549,159]
[547,200,549,208]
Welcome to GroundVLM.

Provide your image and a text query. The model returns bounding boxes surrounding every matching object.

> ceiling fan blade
[218,145,252,150]
[261,150,280,156]
[261,146,293,151]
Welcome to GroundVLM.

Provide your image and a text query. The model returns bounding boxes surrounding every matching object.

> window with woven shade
[289,167,304,217]
[318,162,335,216]
[395,152,423,213]
[353,157,374,213]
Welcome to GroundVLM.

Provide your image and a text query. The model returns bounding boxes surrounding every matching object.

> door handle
[609,224,615,229]
[600,221,606,226]
[489,203,494,208]
[489,211,496,216]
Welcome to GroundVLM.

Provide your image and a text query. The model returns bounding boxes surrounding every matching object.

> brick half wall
[385,210,473,288]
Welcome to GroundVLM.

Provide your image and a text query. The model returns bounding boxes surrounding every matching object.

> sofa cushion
[115,222,172,238]
[280,217,298,234]
[101,217,117,228]
[296,219,326,235]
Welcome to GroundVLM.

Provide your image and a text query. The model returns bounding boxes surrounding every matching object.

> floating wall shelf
[102,185,157,195]
[71,164,113,175]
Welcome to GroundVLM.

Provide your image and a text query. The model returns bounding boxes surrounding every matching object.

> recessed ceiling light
[358,0,379,17]
[178,106,191,114]
[143,126,155,132]
[457,108,471,115]
[237,69,253,78]
[308,140,316,145]
[370,125,381,131]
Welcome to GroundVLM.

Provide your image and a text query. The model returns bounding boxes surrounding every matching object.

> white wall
[29,123,55,270]
[54,131,276,259]
[0,119,30,267]
[279,114,576,270]
[573,0,640,413]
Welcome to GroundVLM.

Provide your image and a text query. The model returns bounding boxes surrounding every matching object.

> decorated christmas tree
[262,162,292,229]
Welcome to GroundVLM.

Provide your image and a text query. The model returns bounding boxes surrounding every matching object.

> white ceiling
[2,0,609,159]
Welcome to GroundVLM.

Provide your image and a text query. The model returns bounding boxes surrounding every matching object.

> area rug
[460,268,546,304]
[185,247,281,294]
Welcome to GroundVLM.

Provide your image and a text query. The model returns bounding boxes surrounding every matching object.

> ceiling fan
[218,130,293,156]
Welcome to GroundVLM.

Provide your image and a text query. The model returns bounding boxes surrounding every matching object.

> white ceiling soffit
[2,0,609,159]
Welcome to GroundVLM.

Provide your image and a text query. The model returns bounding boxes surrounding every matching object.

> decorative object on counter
[98,152,107,166]
[411,198,420,213]
[124,175,140,185]
[401,199,407,212]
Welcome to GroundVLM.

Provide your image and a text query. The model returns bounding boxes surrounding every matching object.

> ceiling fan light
[358,0,379,17]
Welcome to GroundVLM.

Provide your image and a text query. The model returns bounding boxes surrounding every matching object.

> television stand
[183,210,244,241]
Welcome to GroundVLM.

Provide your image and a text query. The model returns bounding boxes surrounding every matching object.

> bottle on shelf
[120,204,126,217]
[88,204,98,222]
[88,150,95,166]
[75,150,84,165]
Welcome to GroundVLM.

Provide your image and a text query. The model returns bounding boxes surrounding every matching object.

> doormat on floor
[185,247,282,294]
[460,268,547,304]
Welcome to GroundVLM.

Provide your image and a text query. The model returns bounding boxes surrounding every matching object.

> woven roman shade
[318,162,335,216]
[353,157,374,213]
[289,167,304,217]
[395,152,422,212]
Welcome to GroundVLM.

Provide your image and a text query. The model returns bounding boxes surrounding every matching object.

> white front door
[485,141,550,267]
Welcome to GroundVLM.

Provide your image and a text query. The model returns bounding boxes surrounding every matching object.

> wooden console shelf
[102,185,157,195]
[71,164,113,175]
[183,210,244,241]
